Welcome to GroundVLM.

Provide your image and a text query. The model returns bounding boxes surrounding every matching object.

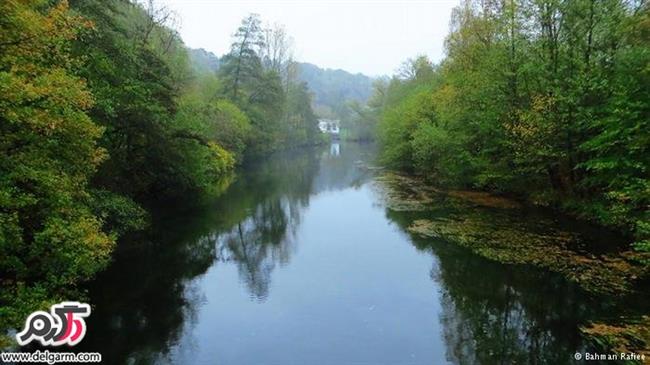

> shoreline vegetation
[364,0,648,358]
[1,0,321,341]
[366,0,648,255]
[1,0,648,360]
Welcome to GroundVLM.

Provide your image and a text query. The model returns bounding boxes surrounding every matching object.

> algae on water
[376,172,647,295]
[375,171,650,361]
[581,317,650,363]
[407,217,637,294]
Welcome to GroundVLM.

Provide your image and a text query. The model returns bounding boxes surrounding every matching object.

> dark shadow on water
[75,143,377,363]
[64,142,646,365]
[386,208,625,365]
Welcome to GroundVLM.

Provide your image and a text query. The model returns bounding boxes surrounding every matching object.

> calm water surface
[78,143,626,364]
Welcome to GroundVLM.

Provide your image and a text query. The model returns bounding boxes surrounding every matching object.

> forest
[369,0,649,256]
[0,0,320,333]
[1,0,649,358]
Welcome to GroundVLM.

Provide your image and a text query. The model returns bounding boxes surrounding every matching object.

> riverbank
[375,171,650,361]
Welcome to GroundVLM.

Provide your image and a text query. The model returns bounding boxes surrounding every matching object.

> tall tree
[219,14,265,101]
[0,0,113,328]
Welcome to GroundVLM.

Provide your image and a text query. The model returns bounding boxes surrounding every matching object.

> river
[76,142,640,364]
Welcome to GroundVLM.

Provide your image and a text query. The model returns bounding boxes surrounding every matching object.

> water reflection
[434,248,587,365]
[384,207,626,364]
[314,142,375,192]
[218,199,296,301]
[212,143,375,301]
[78,143,377,363]
[75,208,221,363]
[73,142,639,365]
[330,142,340,156]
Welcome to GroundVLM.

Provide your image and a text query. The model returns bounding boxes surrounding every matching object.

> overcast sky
[155,0,460,76]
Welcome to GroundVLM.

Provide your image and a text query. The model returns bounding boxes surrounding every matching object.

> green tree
[375,0,650,251]
[219,14,320,155]
[72,0,234,200]
[219,14,265,101]
[0,0,113,328]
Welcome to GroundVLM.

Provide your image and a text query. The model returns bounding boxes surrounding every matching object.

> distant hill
[188,48,220,73]
[296,62,374,118]
[186,48,373,118]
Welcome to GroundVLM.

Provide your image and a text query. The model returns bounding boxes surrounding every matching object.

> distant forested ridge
[296,62,374,117]
[373,0,649,254]
[188,48,220,73]
[0,1,319,335]
[184,55,376,121]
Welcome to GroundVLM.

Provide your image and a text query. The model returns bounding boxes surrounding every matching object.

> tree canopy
[0,1,321,335]
[375,0,649,253]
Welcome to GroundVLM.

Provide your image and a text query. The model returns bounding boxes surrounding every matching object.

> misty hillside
[296,62,373,117]
[188,48,220,73]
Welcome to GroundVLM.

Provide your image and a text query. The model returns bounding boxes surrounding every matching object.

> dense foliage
[187,48,376,143]
[376,0,649,251]
[0,0,116,331]
[0,1,319,334]
[218,14,320,155]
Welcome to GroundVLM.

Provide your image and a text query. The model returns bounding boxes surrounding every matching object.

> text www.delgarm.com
[1,350,101,364]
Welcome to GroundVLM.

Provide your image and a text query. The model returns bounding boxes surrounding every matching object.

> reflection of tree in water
[80,182,310,361]
[434,259,580,365]
[216,143,373,301]
[80,144,375,362]
[212,148,319,301]
[385,209,616,365]
[77,209,222,364]
[219,198,296,301]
